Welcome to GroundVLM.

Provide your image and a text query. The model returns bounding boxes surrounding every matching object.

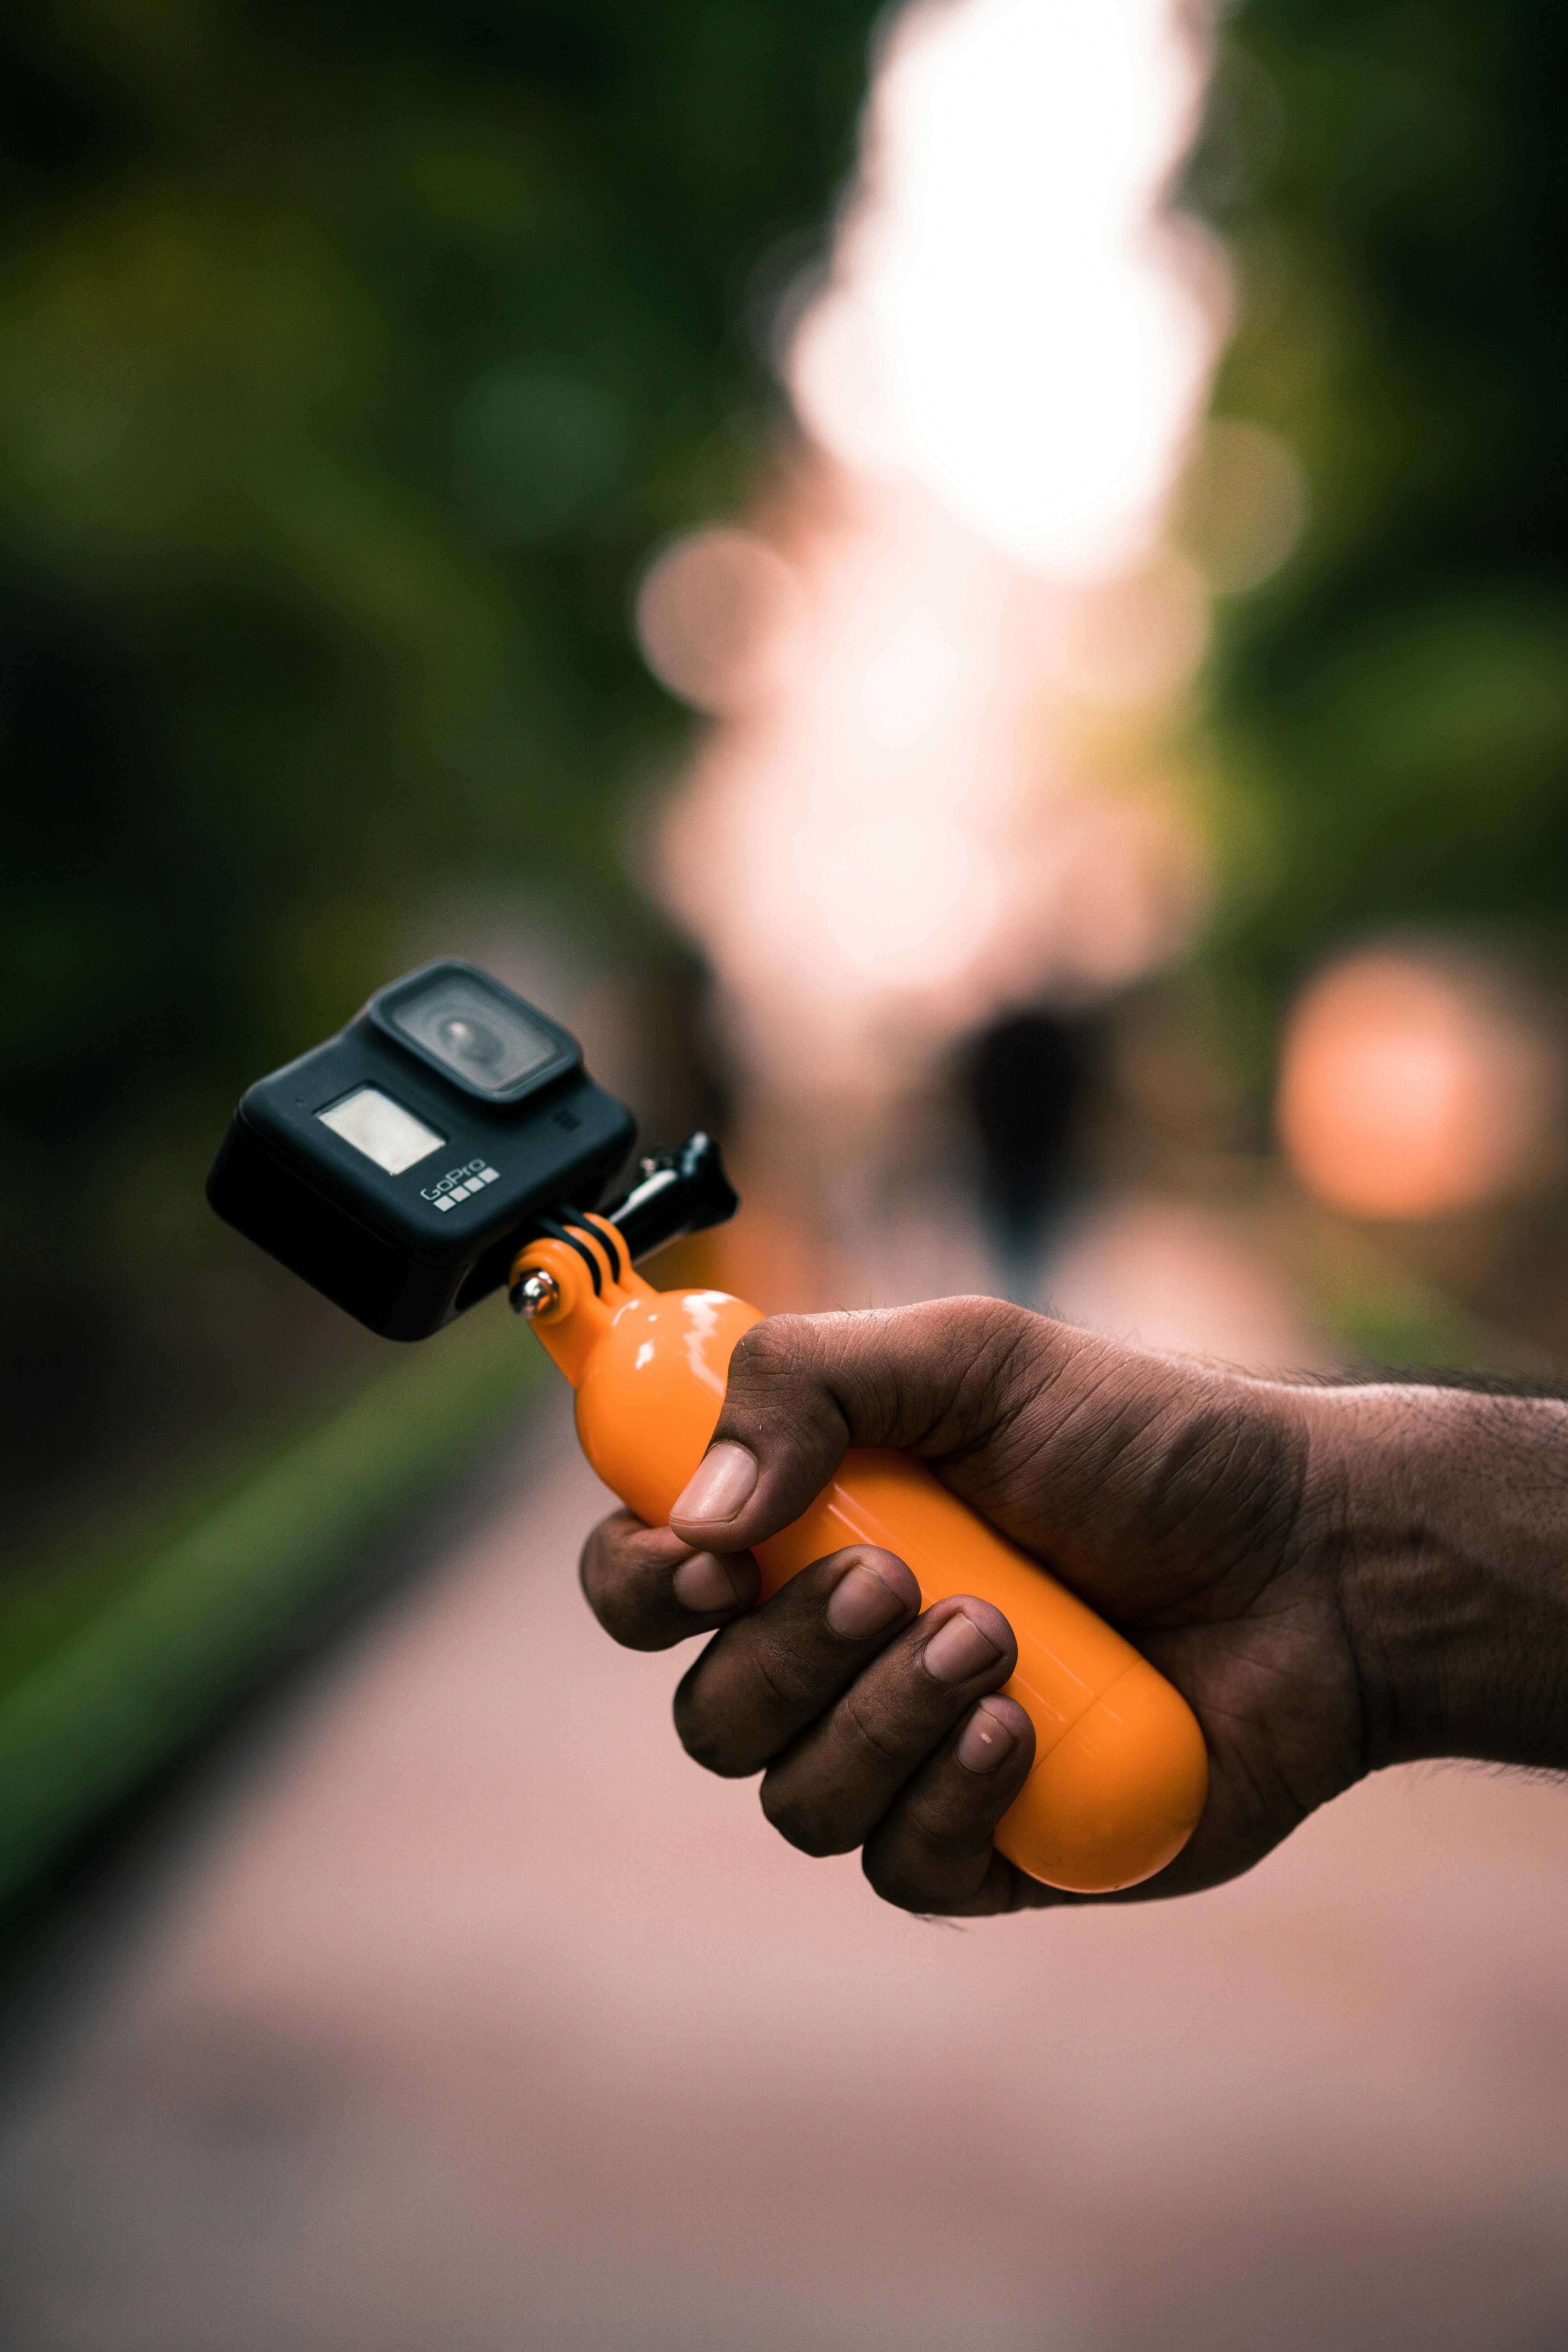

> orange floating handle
[514,1223,1208,1893]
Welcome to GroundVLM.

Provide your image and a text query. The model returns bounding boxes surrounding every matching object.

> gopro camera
[208,958,642,1340]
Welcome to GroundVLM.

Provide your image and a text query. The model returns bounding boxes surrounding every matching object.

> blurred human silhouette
[960,1008,1087,1303]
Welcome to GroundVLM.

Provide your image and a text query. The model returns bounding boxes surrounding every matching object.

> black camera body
[208,960,636,1339]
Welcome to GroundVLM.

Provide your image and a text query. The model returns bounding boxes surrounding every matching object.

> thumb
[667,1297,1102,1553]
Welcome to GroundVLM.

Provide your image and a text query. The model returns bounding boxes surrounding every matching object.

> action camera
[208,960,1210,1898]
[207,958,645,1339]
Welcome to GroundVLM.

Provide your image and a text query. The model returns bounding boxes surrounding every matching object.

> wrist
[1308,1383,1568,1774]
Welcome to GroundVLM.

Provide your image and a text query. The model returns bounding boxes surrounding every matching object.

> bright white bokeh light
[821,811,1003,987]
[789,0,1226,580]
[647,0,1226,1105]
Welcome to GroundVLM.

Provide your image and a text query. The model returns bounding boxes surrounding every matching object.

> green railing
[0,1307,547,1908]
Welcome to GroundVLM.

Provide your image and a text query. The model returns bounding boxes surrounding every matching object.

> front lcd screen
[318,1087,445,1176]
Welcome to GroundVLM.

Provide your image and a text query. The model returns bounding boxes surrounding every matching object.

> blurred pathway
[3,1239,1568,2352]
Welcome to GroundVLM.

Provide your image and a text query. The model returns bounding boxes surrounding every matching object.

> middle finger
[673,1546,920,1777]
[758,1594,1018,1858]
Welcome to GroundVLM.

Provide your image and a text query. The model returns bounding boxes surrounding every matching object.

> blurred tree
[1198,0,1568,1054]
[0,0,880,1536]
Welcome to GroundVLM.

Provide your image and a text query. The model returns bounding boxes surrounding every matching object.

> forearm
[1312,1384,1568,1775]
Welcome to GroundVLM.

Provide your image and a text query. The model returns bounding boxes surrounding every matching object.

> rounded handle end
[997,1656,1209,1893]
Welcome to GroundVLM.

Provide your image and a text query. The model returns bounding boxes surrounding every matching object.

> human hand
[578,1298,1568,1914]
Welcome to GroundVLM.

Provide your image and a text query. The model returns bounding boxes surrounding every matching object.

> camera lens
[390,974,562,1095]
[435,1015,507,1074]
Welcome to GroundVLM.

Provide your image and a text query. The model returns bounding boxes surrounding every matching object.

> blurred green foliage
[0,0,879,1527]
[1203,0,1568,1038]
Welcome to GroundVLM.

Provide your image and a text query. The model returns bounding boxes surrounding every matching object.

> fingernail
[672,1552,742,1613]
[825,1560,912,1640]
[672,1442,759,1526]
[922,1610,1003,1685]
[956,1701,1016,1773]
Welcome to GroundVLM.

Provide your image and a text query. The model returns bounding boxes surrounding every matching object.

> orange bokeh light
[634,528,807,717]
[1278,950,1559,1220]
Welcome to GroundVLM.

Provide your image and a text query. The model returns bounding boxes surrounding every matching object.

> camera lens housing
[207,959,636,1339]
[374,966,578,1100]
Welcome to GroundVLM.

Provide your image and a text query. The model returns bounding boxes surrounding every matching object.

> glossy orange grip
[516,1227,1208,1893]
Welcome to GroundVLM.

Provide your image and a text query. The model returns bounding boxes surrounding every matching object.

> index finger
[579,1508,760,1652]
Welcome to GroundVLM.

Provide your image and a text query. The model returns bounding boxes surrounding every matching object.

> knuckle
[581,1524,639,1599]
[581,1507,643,1567]
[579,1564,659,1651]
[673,1714,754,1779]
[721,1316,848,1455]
[671,1659,755,1778]
[759,1773,850,1858]
[614,1612,677,1656]
[577,1565,635,1641]
[728,1313,820,1387]
[862,1840,942,1913]
[945,1301,1050,1451]
[900,1782,973,1855]
[577,1525,616,1598]
[748,1634,826,1717]
[863,1779,986,1911]
[837,1683,916,1773]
